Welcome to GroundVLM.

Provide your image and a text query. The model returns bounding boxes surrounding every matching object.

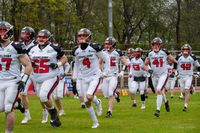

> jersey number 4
[152,58,163,67]
[82,58,91,68]
[32,59,49,73]
[0,58,12,71]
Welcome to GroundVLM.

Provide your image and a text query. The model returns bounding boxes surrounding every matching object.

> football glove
[50,63,58,69]
[148,69,153,74]
[17,81,25,92]
[118,71,124,77]
[169,72,175,78]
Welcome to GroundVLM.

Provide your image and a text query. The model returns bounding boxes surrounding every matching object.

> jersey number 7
[0,58,12,71]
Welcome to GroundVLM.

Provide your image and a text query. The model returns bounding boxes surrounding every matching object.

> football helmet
[77,28,91,44]
[181,44,192,56]
[36,29,52,45]
[126,48,134,58]
[134,47,143,58]
[104,37,117,51]
[151,37,162,52]
[20,26,35,42]
[0,21,14,42]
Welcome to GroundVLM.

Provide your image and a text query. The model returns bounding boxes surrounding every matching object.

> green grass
[0,93,200,133]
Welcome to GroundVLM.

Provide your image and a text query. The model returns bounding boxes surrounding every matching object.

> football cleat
[115,92,120,103]
[105,111,112,118]
[16,98,25,113]
[141,105,146,109]
[91,123,99,129]
[182,106,187,112]
[21,113,31,124]
[81,104,86,109]
[59,110,65,116]
[154,110,160,117]
[49,108,61,127]
[132,103,137,107]
[96,99,102,116]
[41,109,48,123]
[165,100,170,112]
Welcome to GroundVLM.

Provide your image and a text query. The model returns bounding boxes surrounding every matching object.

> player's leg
[20,78,32,124]
[170,78,176,98]
[85,77,101,128]
[76,79,85,108]
[54,79,65,116]
[139,81,146,109]
[129,81,138,107]
[105,76,117,117]
[183,76,193,111]
[5,81,19,133]
[39,77,61,127]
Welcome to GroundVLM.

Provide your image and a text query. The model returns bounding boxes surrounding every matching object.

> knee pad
[5,104,12,113]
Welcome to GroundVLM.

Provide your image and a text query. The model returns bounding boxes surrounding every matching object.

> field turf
[0,93,200,133]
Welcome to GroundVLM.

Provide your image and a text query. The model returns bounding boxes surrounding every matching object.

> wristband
[21,73,29,83]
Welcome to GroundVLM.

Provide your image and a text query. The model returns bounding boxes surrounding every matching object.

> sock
[162,93,167,103]
[87,106,98,124]
[25,109,30,117]
[140,94,145,102]
[5,130,12,133]
[108,109,112,113]
[92,96,99,106]
[133,100,136,104]
[184,103,188,108]
[156,95,163,110]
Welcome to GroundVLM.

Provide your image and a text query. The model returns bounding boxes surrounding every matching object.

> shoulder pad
[162,48,170,55]
[90,43,103,52]
[11,42,27,54]
[72,46,79,56]
[116,49,124,56]
[191,54,197,61]
[176,54,181,60]
[50,43,65,59]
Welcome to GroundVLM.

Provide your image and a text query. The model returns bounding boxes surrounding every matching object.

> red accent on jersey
[152,58,163,67]
[110,57,116,67]
[180,63,191,70]
[133,64,140,71]
[32,59,50,73]
[82,57,91,68]
[0,58,12,71]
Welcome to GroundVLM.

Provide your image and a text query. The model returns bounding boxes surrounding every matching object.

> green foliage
[0,0,200,51]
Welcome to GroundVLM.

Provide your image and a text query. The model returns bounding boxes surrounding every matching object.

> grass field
[0,93,200,133]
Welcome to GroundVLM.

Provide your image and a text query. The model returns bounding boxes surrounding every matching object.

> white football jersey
[130,57,146,77]
[72,43,107,78]
[176,54,200,77]
[28,43,64,82]
[0,41,26,80]
[148,49,169,75]
[102,49,124,76]
[21,40,37,73]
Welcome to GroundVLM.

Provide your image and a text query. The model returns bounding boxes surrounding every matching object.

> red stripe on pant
[92,78,101,95]
[161,76,168,91]
[47,76,59,100]
[11,90,20,112]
